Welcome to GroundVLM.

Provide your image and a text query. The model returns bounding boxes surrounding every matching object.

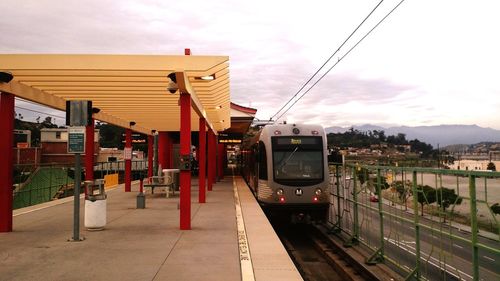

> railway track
[272,220,401,281]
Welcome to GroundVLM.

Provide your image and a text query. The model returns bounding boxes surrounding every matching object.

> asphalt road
[331,191,499,281]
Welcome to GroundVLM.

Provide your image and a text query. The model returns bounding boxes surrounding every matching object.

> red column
[198,118,206,203]
[211,132,217,185]
[218,143,225,180]
[167,135,173,169]
[0,92,14,232]
[158,131,168,170]
[85,118,94,182]
[147,135,153,178]
[180,93,191,230]
[207,130,214,191]
[125,128,132,192]
[158,132,173,170]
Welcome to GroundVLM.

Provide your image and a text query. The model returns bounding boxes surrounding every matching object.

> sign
[218,133,243,144]
[124,147,132,160]
[68,127,86,154]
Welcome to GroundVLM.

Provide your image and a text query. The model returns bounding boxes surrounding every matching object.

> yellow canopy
[0,54,231,135]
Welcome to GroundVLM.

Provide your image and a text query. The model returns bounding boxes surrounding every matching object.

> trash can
[163,169,180,191]
[84,179,107,230]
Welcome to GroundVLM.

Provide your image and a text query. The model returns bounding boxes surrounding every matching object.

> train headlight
[276,188,284,196]
[314,188,323,196]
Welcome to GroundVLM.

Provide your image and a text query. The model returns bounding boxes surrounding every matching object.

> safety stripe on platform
[233,175,256,281]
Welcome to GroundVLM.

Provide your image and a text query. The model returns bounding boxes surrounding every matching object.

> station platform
[0,176,302,281]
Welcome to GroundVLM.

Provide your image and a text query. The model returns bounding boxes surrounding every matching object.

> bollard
[137,178,146,209]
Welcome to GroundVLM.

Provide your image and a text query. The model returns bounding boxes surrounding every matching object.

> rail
[328,163,500,281]
[13,160,148,209]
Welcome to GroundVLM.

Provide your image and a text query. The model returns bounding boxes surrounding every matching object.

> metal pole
[406,170,421,279]
[469,175,479,281]
[351,167,359,244]
[154,132,158,176]
[335,165,341,228]
[72,153,82,241]
[376,169,385,257]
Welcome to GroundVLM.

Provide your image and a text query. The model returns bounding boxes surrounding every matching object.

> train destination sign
[275,137,321,145]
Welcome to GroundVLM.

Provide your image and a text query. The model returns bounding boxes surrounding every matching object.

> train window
[272,136,324,184]
[258,141,267,180]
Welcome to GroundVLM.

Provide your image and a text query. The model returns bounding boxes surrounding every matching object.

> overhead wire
[273,0,407,123]
[14,105,66,121]
[269,0,385,121]
[14,97,66,122]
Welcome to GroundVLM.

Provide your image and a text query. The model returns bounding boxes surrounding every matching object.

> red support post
[0,92,14,232]
[85,118,95,182]
[207,130,214,191]
[125,128,132,192]
[212,132,217,185]
[198,118,206,203]
[147,135,153,179]
[179,93,191,230]
[158,131,168,170]
[218,143,225,180]
[158,132,173,170]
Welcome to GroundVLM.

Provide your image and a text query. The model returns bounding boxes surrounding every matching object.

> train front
[261,124,329,222]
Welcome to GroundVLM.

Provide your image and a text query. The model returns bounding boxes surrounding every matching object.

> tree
[487,162,496,171]
[393,180,412,210]
[416,185,436,216]
[436,187,462,212]
[356,167,369,186]
[96,123,125,148]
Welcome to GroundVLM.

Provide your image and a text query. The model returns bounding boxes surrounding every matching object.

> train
[241,123,329,222]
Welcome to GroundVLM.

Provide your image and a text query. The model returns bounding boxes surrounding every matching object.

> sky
[1,0,499,129]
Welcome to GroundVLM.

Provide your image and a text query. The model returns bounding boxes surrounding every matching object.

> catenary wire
[15,105,66,120]
[274,0,407,122]
[269,0,385,121]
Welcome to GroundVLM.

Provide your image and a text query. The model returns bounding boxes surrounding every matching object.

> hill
[325,124,500,147]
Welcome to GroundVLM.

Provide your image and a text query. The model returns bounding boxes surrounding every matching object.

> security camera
[167,81,178,94]
[167,72,178,94]
[0,71,13,83]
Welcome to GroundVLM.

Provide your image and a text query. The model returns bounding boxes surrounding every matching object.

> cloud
[1,0,499,130]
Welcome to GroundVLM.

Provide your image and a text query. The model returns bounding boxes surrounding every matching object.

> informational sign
[67,127,86,154]
[124,147,132,160]
[218,133,243,144]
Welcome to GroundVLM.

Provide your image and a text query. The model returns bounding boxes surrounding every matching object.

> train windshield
[272,136,324,184]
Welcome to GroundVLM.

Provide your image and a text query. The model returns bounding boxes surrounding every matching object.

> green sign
[68,127,86,154]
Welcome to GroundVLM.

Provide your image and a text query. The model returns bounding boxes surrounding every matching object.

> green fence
[328,164,500,281]
[13,165,74,209]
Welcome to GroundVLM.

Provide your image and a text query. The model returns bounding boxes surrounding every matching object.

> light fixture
[200,75,214,81]
[129,121,136,127]
[195,74,215,81]
[92,107,101,114]
[215,105,222,110]
[0,71,13,83]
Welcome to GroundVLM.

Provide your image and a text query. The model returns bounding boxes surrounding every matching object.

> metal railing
[94,160,148,179]
[13,160,148,209]
[328,163,500,281]
[13,163,75,209]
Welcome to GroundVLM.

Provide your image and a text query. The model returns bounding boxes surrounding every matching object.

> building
[40,128,99,164]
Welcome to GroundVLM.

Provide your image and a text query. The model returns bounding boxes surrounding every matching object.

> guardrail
[13,160,148,209]
[328,163,500,281]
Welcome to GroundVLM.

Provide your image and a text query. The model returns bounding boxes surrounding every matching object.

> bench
[143,175,175,198]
